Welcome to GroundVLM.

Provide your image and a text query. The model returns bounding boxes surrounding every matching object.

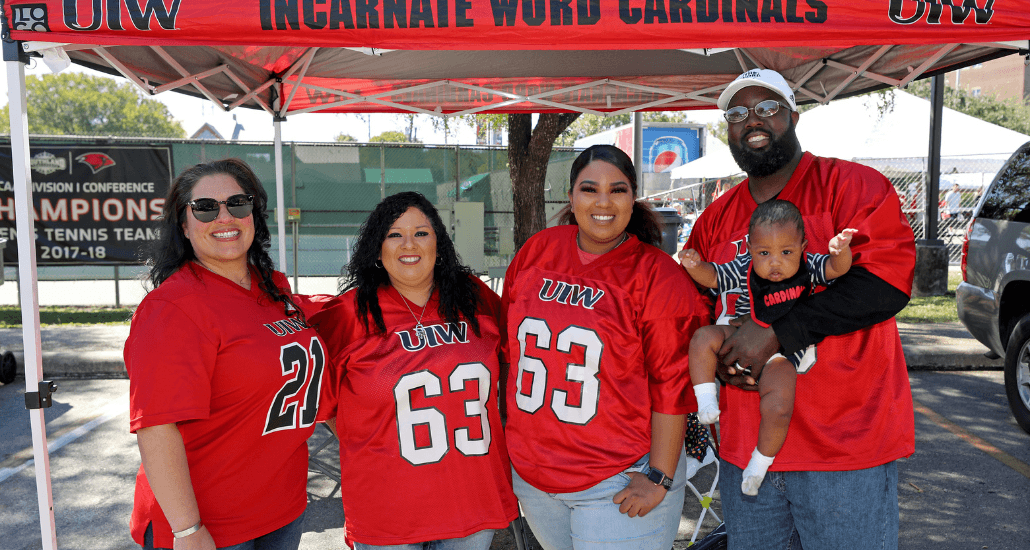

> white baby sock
[741,448,776,496]
[693,383,720,424]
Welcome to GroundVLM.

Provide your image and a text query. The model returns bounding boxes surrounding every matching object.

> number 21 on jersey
[515,317,602,425]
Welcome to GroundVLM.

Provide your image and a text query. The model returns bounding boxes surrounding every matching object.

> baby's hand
[678,248,702,269]
[828,228,858,255]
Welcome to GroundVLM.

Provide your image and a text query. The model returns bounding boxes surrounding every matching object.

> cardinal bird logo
[75,153,116,174]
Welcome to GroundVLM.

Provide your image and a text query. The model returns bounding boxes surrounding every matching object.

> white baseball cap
[717,69,797,112]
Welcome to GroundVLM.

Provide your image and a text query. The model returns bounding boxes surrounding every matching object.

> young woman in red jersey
[126,159,323,550]
[501,145,710,550]
[311,192,517,550]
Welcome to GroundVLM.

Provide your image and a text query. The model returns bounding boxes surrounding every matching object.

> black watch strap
[646,466,673,490]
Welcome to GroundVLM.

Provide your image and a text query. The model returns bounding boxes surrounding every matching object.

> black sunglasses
[724,99,791,124]
[188,194,254,223]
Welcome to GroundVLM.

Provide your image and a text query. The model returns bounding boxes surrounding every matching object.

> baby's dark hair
[749,199,805,239]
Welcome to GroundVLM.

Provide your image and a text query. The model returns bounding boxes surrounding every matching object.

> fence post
[454,145,461,201]
[291,142,299,291]
[912,74,948,297]
[380,145,386,200]
[113,265,120,308]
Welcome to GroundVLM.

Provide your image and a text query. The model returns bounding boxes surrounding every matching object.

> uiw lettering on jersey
[264,317,309,336]
[537,278,605,309]
[396,322,470,352]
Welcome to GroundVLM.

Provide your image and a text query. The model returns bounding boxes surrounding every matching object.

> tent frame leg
[6,55,59,550]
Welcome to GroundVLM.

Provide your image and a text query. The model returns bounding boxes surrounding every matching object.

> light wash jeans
[512,449,687,550]
[352,529,495,550]
[720,459,899,550]
[143,511,305,550]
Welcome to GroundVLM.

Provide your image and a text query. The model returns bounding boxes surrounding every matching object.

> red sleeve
[499,244,529,363]
[639,253,711,415]
[126,299,216,432]
[829,168,915,297]
[309,295,361,423]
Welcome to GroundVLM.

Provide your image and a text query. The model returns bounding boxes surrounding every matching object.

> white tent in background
[671,89,1030,185]
[798,89,1030,167]
[669,135,742,182]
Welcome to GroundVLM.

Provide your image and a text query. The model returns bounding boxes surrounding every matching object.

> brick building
[944,56,1030,103]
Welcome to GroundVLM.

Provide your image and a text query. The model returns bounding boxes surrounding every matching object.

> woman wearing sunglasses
[309,192,517,550]
[125,158,325,550]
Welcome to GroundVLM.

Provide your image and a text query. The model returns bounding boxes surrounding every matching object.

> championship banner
[5,1,1028,51]
[0,143,172,265]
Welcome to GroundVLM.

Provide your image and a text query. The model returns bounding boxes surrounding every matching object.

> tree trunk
[508,112,581,251]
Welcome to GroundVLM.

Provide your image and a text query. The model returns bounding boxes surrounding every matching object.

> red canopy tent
[3,0,1029,546]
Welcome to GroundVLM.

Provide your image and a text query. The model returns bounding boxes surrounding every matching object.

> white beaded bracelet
[173,521,203,539]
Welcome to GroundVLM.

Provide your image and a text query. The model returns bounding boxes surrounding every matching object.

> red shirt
[126,265,325,548]
[687,152,916,471]
[311,277,518,546]
[502,225,709,493]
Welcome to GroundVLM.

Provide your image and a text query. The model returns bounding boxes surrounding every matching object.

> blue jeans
[142,511,305,550]
[352,529,496,550]
[720,459,899,550]
[512,449,687,550]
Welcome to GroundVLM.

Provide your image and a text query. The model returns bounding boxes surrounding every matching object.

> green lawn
[895,271,961,324]
[0,306,134,327]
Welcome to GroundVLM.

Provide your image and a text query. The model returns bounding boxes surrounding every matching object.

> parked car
[956,141,1030,434]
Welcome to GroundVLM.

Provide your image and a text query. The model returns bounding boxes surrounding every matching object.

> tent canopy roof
[6,1,1029,118]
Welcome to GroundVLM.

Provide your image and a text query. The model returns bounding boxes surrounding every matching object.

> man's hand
[613,472,667,517]
[718,316,779,386]
[828,228,858,255]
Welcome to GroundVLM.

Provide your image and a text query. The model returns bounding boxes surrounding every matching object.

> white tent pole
[273,95,287,272]
[6,58,58,549]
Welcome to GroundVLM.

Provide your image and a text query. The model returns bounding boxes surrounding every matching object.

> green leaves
[0,73,185,138]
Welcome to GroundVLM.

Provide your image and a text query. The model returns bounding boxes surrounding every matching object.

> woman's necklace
[400,289,432,342]
[578,230,629,254]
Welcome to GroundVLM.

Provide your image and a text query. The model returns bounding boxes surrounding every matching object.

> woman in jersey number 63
[310,192,518,550]
[125,158,325,550]
[501,144,710,549]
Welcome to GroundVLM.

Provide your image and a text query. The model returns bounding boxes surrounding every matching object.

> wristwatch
[645,466,673,490]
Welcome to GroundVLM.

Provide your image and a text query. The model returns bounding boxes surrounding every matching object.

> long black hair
[345,191,482,337]
[145,158,304,321]
[557,144,663,247]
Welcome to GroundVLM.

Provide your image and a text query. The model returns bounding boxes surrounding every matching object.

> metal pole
[274,94,288,271]
[454,146,461,201]
[925,74,944,243]
[114,265,120,308]
[291,143,298,292]
[380,145,386,200]
[633,112,643,197]
[7,54,58,550]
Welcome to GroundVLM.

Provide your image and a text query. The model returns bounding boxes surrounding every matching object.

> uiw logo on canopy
[63,0,182,31]
[888,0,995,24]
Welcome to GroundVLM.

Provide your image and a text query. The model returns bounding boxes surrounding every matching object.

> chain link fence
[856,155,1005,264]
[2,138,581,288]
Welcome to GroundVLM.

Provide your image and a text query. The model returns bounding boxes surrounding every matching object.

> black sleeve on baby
[770,265,911,355]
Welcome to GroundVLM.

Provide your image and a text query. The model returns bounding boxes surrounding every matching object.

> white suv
[956,141,1030,434]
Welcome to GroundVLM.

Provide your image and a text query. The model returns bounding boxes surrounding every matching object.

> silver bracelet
[173,521,203,539]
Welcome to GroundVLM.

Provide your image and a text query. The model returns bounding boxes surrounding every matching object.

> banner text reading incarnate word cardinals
[256,0,831,29]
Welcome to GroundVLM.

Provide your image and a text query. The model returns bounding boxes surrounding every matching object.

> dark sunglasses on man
[724,99,791,124]
[188,194,255,223]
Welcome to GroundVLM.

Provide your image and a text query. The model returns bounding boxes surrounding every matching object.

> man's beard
[729,122,801,178]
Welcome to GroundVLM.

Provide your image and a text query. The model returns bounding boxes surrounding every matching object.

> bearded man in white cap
[684,68,916,549]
